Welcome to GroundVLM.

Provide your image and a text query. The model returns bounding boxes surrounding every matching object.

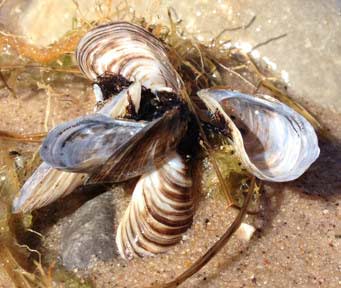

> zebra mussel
[13,21,320,281]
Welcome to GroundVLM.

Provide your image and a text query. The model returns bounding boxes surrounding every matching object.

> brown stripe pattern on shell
[12,162,86,213]
[116,152,193,259]
[76,22,182,93]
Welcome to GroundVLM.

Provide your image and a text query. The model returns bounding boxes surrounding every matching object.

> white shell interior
[198,89,320,182]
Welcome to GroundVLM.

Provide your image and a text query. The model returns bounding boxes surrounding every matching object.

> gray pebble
[61,191,116,270]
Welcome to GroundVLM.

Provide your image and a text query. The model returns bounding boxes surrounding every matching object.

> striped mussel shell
[116,152,193,259]
[12,162,87,213]
[76,22,182,94]
[198,89,320,182]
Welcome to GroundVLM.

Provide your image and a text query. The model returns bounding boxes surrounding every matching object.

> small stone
[235,223,256,241]
[61,191,116,270]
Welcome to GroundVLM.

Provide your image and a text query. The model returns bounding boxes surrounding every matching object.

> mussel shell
[40,114,146,173]
[116,152,193,259]
[198,89,320,182]
[12,162,86,213]
[76,22,182,93]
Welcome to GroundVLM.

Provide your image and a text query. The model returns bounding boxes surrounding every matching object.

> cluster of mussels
[12,22,319,261]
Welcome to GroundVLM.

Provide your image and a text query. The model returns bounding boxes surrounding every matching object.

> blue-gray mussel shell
[40,114,146,173]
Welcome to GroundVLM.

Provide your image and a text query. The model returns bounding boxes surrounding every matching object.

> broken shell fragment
[76,22,182,93]
[116,152,193,259]
[198,89,320,182]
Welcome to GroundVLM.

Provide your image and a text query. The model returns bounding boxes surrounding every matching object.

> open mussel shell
[76,22,182,93]
[12,83,142,213]
[198,89,320,182]
[116,152,193,259]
